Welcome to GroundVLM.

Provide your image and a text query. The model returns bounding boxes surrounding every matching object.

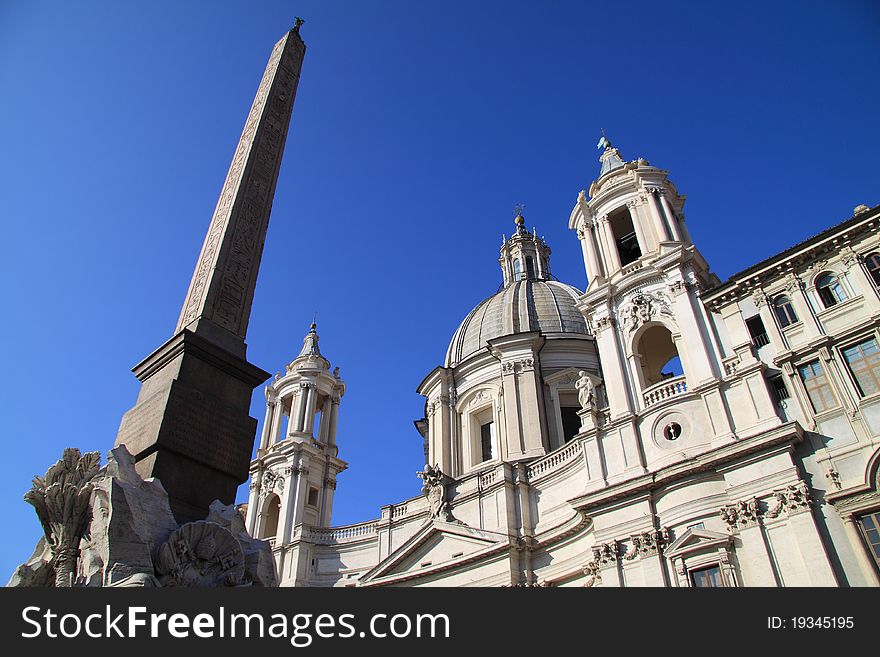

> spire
[298,322,322,358]
[513,204,529,236]
[597,130,625,177]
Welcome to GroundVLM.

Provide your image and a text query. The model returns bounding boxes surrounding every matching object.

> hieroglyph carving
[24,448,101,587]
[177,29,304,339]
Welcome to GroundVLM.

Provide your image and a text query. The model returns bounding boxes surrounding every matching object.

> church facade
[245,140,880,587]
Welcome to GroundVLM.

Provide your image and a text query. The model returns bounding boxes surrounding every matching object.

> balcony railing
[303,522,378,544]
[642,375,688,408]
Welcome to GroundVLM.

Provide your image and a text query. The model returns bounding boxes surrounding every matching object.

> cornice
[567,422,804,512]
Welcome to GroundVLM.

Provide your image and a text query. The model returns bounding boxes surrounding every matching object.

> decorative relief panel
[619,290,673,333]
[623,528,671,560]
[592,541,619,565]
[260,469,285,495]
[719,482,813,531]
[719,497,760,530]
[501,358,535,375]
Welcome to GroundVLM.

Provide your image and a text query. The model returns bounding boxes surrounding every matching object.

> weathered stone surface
[23,448,101,587]
[6,538,53,587]
[78,445,179,586]
[155,520,246,587]
[207,500,278,587]
[10,445,277,587]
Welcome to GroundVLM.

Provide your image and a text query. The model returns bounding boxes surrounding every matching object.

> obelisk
[115,22,306,523]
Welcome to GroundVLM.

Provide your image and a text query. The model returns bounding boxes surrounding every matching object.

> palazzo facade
[245,140,880,587]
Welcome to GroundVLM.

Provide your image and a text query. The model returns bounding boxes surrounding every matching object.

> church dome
[445,279,587,367]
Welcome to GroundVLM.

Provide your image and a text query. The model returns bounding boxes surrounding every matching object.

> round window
[663,422,682,441]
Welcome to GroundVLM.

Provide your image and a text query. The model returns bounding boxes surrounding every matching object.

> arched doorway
[260,493,281,540]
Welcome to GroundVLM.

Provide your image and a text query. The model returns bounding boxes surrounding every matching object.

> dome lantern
[499,208,552,286]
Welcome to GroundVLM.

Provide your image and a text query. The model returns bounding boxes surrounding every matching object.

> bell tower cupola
[569,134,695,287]
[499,209,552,285]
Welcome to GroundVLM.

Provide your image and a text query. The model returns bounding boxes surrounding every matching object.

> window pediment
[664,527,732,560]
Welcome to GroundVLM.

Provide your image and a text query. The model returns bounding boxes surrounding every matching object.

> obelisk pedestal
[116,24,306,523]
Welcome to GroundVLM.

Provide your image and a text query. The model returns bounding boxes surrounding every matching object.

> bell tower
[572,134,694,286]
[245,322,347,581]
[567,135,763,477]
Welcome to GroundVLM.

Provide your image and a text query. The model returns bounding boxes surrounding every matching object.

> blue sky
[1,0,878,579]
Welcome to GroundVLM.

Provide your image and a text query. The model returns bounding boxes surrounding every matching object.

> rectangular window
[858,512,880,568]
[770,376,790,404]
[798,360,837,414]
[690,564,724,588]
[480,421,494,462]
[609,207,642,266]
[307,487,319,507]
[560,406,581,443]
[745,315,770,348]
[842,337,880,398]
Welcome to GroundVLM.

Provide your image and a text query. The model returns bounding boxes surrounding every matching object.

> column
[841,515,880,586]
[600,215,622,272]
[535,243,545,279]
[578,229,597,282]
[753,290,787,353]
[669,282,718,383]
[844,249,880,312]
[786,274,824,339]
[594,319,633,418]
[646,189,671,242]
[320,477,337,527]
[295,383,310,433]
[287,388,303,434]
[245,470,262,536]
[317,396,331,443]
[327,395,340,447]
[281,457,309,544]
[786,509,838,586]
[658,192,683,242]
[736,524,778,585]
[269,395,284,447]
[625,200,649,257]
[304,384,318,435]
[259,397,276,450]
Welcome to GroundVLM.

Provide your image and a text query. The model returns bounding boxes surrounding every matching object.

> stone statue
[417,464,451,522]
[24,448,101,587]
[576,371,595,410]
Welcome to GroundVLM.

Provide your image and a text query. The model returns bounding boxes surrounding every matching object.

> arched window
[513,258,522,279]
[815,272,847,308]
[636,325,682,387]
[773,295,798,328]
[866,253,880,287]
[260,493,281,540]
[525,255,535,279]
